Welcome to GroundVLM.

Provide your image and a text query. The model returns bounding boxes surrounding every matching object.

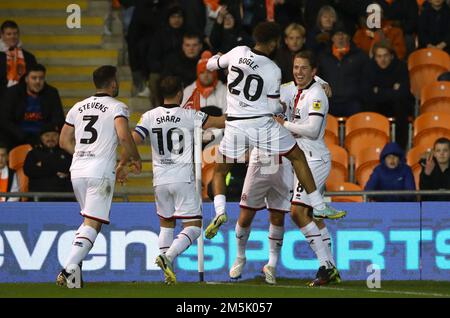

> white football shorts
[72,177,115,224]
[219,116,297,161]
[291,156,331,208]
[154,182,202,222]
[240,162,294,212]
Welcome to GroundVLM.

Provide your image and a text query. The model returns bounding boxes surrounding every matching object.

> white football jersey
[65,94,129,179]
[283,80,330,160]
[135,105,208,186]
[208,46,282,117]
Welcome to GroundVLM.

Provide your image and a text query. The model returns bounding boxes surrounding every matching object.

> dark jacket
[23,144,73,197]
[162,50,201,87]
[418,2,450,53]
[364,142,416,202]
[306,26,332,56]
[209,20,253,55]
[419,158,450,201]
[376,0,418,35]
[0,48,37,97]
[318,43,369,106]
[361,57,412,108]
[0,81,65,147]
[275,46,303,84]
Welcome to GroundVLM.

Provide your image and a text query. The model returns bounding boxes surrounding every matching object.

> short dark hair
[294,50,318,69]
[159,76,183,99]
[93,65,117,89]
[434,137,450,148]
[253,21,281,44]
[1,20,19,33]
[372,41,394,55]
[26,63,46,76]
[183,32,202,43]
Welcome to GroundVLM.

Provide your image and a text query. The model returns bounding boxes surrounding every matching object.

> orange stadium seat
[8,144,32,201]
[325,114,339,146]
[413,112,450,148]
[344,112,390,158]
[201,145,219,200]
[420,81,450,114]
[328,144,349,183]
[408,48,450,98]
[326,182,363,202]
[354,146,383,188]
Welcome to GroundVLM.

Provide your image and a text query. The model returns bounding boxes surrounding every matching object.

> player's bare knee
[160,217,176,228]
[238,208,256,227]
[83,218,102,232]
[182,220,202,228]
[269,210,285,226]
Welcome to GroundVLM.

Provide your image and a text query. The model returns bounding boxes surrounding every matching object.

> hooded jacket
[364,142,416,201]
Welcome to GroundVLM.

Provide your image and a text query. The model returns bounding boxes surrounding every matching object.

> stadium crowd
[0,0,449,203]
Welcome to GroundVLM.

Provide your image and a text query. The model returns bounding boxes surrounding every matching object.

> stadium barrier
[0,201,449,283]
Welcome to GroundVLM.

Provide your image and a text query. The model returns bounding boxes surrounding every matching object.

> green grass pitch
[1,279,449,298]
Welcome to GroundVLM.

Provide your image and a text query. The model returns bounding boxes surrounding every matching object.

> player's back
[67,94,129,179]
[138,106,203,186]
[223,46,282,117]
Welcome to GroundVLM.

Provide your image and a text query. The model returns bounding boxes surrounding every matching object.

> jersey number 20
[228,66,263,101]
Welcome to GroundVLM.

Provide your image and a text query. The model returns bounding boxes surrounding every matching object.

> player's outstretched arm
[115,117,142,176]
[273,115,323,139]
[59,123,76,155]
[206,52,225,71]
[203,115,226,129]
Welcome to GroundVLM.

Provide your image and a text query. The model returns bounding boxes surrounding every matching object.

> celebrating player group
[56,21,346,289]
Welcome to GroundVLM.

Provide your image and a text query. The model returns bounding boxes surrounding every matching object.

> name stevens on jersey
[156,115,181,125]
[78,102,108,113]
[238,57,259,70]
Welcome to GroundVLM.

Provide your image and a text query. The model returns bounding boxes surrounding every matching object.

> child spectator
[419,137,450,201]
[364,142,416,201]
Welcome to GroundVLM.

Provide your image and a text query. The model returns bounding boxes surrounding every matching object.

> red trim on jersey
[268,237,283,241]
[239,204,266,211]
[157,213,203,220]
[80,213,110,224]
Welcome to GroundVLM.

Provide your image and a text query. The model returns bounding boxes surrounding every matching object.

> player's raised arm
[59,123,76,155]
[206,52,227,71]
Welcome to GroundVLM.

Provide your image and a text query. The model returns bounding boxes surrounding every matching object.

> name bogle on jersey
[238,57,259,70]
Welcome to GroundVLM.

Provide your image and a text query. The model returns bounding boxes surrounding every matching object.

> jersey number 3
[228,66,263,101]
[80,115,98,144]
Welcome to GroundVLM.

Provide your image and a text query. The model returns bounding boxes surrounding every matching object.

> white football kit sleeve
[135,105,208,220]
[207,46,297,159]
[66,95,129,223]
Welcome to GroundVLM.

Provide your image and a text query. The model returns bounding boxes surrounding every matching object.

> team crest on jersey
[241,193,248,202]
[312,100,321,110]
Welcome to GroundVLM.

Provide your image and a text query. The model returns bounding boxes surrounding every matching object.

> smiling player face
[293,57,316,88]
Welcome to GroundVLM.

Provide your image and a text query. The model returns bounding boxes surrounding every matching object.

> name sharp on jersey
[156,115,181,125]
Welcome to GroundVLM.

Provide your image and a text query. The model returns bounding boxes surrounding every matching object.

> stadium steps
[0,0,153,201]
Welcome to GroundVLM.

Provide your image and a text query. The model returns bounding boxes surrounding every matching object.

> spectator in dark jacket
[306,5,337,56]
[318,22,369,117]
[361,41,414,149]
[365,142,416,202]
[0,64,65,149]
[374,0,419,54]
[162,32,204,88]
[418,0,450,54]
[275,23,306,83]
[419,137,450,201]
[145,4,186,105]
[209,6,253,54]
[0,20,37,98]
[23,124,73,201]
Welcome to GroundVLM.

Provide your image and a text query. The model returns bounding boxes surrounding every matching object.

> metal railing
[1,190,450,203]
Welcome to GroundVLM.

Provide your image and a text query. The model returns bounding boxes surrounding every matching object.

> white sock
[64,225,98,269]
[308,190,326,210]
[159,227,174,255]
[214,194,226,216]
[320,227,335,266]
[300,222,330,268]
[165,226,201,263]
[268,224,284,268]
[235,223,251,259]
